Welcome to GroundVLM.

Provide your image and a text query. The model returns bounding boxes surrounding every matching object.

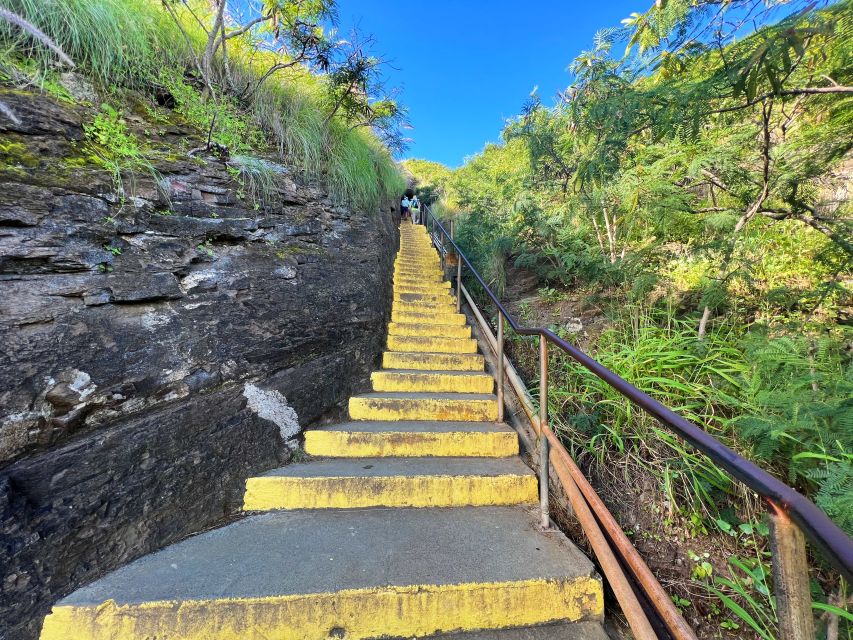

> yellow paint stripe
[349,396,498,422]
[391,305,461,318]
[387,323,471,338]
[372,370,492,394]
[393,280,451,289]
[387,335,478,354]
[242,474,537,510]
[393,293,454,302]
[304,429,516,457]
[390,312,467,326]
[41,578,601,640]
[382,351,483,370]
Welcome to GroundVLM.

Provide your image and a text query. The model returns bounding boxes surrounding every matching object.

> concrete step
[304,420,517,457]
[242,457,536,510]
[420,621,610,639]
[391,307,456,319]
[391,310,467,326]
[387,335,477,354]
[394,279,452,290]
[383,350,484,370]
[393,288,453,299]
[395,262,440,268]
[394,283,456,302]
[393,291,455,304]
[394,275,446,284]
[349,392,498,422]
[394,268,444,278]
[392,300,458,313]
[372,369,493,394]
[388,322,471,339]
[42,507,601,640]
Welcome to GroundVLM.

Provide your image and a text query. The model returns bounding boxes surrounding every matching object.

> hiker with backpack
[411,195,421,224]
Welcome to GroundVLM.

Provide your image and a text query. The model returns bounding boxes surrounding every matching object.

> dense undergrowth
[0,0,405,210]
[409,1,852,637]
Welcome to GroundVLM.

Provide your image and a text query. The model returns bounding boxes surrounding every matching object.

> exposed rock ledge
[0,90,398,639]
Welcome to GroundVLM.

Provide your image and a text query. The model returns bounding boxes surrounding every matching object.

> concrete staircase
[40,222,605,640]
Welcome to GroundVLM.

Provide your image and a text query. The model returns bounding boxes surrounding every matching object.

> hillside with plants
[411,1,852,637]
[0,0,405,209]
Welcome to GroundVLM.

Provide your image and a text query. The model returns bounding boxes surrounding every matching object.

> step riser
[305,430,517,457]
[394,291,456,304]
[387,323,471,338]
[41,577,601,640]
[382,352,484,370]
[393,303,459,316]
[394,275,444,283]
[391,312,466,326]
[387,335,477,354]
[393,289,452,298]
[394,278,452,292]
[372,371,493,394]
[349,397,498,422]
[394,280,451,293]
[243,475,537,510]
[394,279,445,287]
[394,276,445,284]
[394,270,443,278]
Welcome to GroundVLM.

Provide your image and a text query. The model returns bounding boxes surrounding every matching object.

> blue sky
[336,0,643,167]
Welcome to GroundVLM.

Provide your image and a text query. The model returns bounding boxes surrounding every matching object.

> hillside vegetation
[0,0,405,210]
[410,1,852,637]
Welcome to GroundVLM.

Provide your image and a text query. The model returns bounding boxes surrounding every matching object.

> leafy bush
[83,102,158,196]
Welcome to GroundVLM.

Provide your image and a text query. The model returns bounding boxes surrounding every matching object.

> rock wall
[0,90,398,639]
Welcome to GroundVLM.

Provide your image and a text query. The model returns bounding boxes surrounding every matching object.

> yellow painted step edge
[387,335,477,354]
[40,578,602,640]
[349,396,498,422]
[242,474,537,510]
[387,323,471,338]
[390,313,467,326]
[382,351,484,370]
[371,370,491,393]
[305,429,515,457]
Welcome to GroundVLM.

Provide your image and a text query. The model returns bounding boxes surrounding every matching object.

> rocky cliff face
[0,89,398,639]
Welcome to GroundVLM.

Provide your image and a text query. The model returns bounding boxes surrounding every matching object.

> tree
[162,0,336,98]
[324,31,409,154]
[402,159,452,204]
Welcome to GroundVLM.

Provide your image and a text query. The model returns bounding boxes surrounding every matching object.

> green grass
[1,0,188,86]
[0,0,403,211]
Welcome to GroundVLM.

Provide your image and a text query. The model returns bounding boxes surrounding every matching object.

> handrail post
[456,255,462,313]
[769,503,815,640]
[497,313,505,423]
[539,336,550,529]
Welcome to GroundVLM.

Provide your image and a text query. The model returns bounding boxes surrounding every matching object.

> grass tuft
[0,0,404,211]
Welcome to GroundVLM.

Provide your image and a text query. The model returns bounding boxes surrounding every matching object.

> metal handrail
[421,203,853,637]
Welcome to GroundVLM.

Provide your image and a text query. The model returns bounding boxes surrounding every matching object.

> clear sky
[336,0,644,167]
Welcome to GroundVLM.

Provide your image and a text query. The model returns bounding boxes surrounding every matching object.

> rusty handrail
[424,204,853,580]
[460,280,686,639]
[422,203,852,638]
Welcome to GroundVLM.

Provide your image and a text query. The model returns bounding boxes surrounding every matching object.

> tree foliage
[429,2,853,611]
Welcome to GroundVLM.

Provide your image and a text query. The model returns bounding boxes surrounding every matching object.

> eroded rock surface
[0,90,398,639]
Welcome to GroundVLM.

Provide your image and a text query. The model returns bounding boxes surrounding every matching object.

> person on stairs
[411,195,421,224]
[400,194,410,221]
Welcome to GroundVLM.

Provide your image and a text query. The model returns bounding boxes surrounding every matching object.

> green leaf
[812,602,853,623]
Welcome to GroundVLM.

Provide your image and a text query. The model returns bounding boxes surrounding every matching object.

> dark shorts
[401,207,409,217]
